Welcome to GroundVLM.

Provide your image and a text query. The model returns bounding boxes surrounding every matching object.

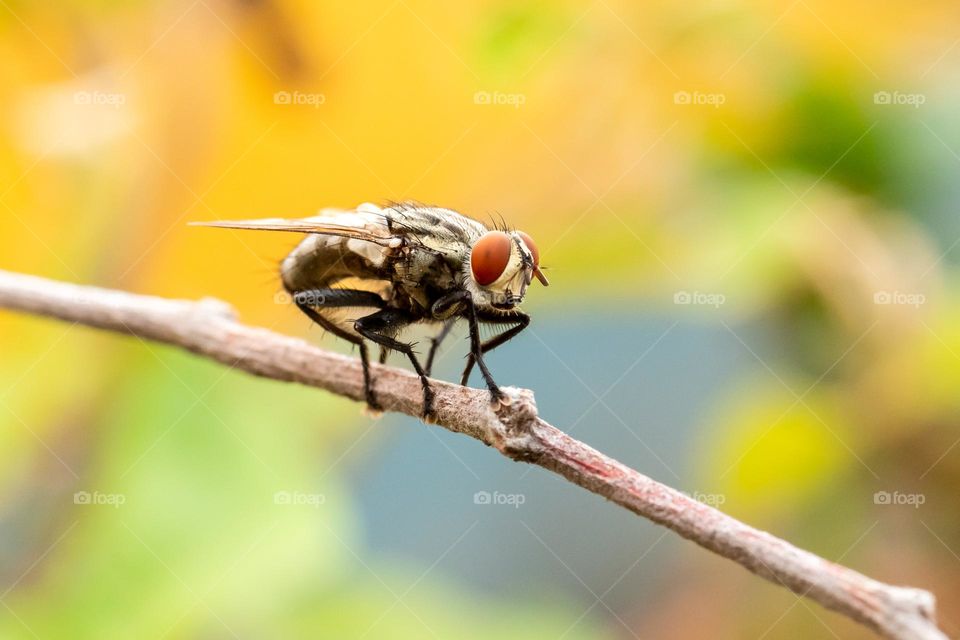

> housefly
[191,202,548,420]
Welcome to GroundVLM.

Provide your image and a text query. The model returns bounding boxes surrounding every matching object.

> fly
[191,202,548,420]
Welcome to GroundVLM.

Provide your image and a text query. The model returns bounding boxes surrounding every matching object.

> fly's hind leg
[293,289,385,413]
[354,309,435,420]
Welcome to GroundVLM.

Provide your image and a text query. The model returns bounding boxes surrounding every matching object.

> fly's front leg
[432,291,508,407]
[293,288,385,413]
[460,311,530,386]
[354,309,435,420]
[465,302,511,407]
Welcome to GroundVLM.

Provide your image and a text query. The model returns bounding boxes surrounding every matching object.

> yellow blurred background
[2,1,960,638]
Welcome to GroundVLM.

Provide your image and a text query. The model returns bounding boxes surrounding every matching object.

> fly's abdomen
[281,234,392,293]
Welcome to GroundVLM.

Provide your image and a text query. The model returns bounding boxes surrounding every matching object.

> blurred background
[1,0,959,638]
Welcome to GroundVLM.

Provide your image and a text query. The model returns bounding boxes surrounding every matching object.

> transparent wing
[190,204,400,247]
[191,202,488,261]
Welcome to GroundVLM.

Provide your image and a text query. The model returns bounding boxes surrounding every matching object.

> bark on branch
[0,268,946,640]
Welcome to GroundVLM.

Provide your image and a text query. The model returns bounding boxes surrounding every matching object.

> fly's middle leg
[424,318,457,377]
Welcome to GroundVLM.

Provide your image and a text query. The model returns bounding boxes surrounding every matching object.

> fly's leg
[432,291,509,407]
[424,318,457,377]
[354,309,435,420]
[293,289,385,412]
[460,311,530,387]
[463,301,510,407]
[378,347,389,365]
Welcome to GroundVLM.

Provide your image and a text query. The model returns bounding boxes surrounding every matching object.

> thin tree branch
[0,268,946,640]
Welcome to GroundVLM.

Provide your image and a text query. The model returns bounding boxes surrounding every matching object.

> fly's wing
[189,202,401,247]
[191,201,489,270]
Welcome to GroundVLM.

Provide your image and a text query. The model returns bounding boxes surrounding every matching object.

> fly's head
[466,230,549,311]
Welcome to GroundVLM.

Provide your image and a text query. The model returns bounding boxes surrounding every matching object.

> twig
[0,268,946,640]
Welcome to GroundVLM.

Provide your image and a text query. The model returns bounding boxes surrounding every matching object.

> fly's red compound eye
[518,231,549,286]
[471,231,512,285]
[517,231,540,267]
